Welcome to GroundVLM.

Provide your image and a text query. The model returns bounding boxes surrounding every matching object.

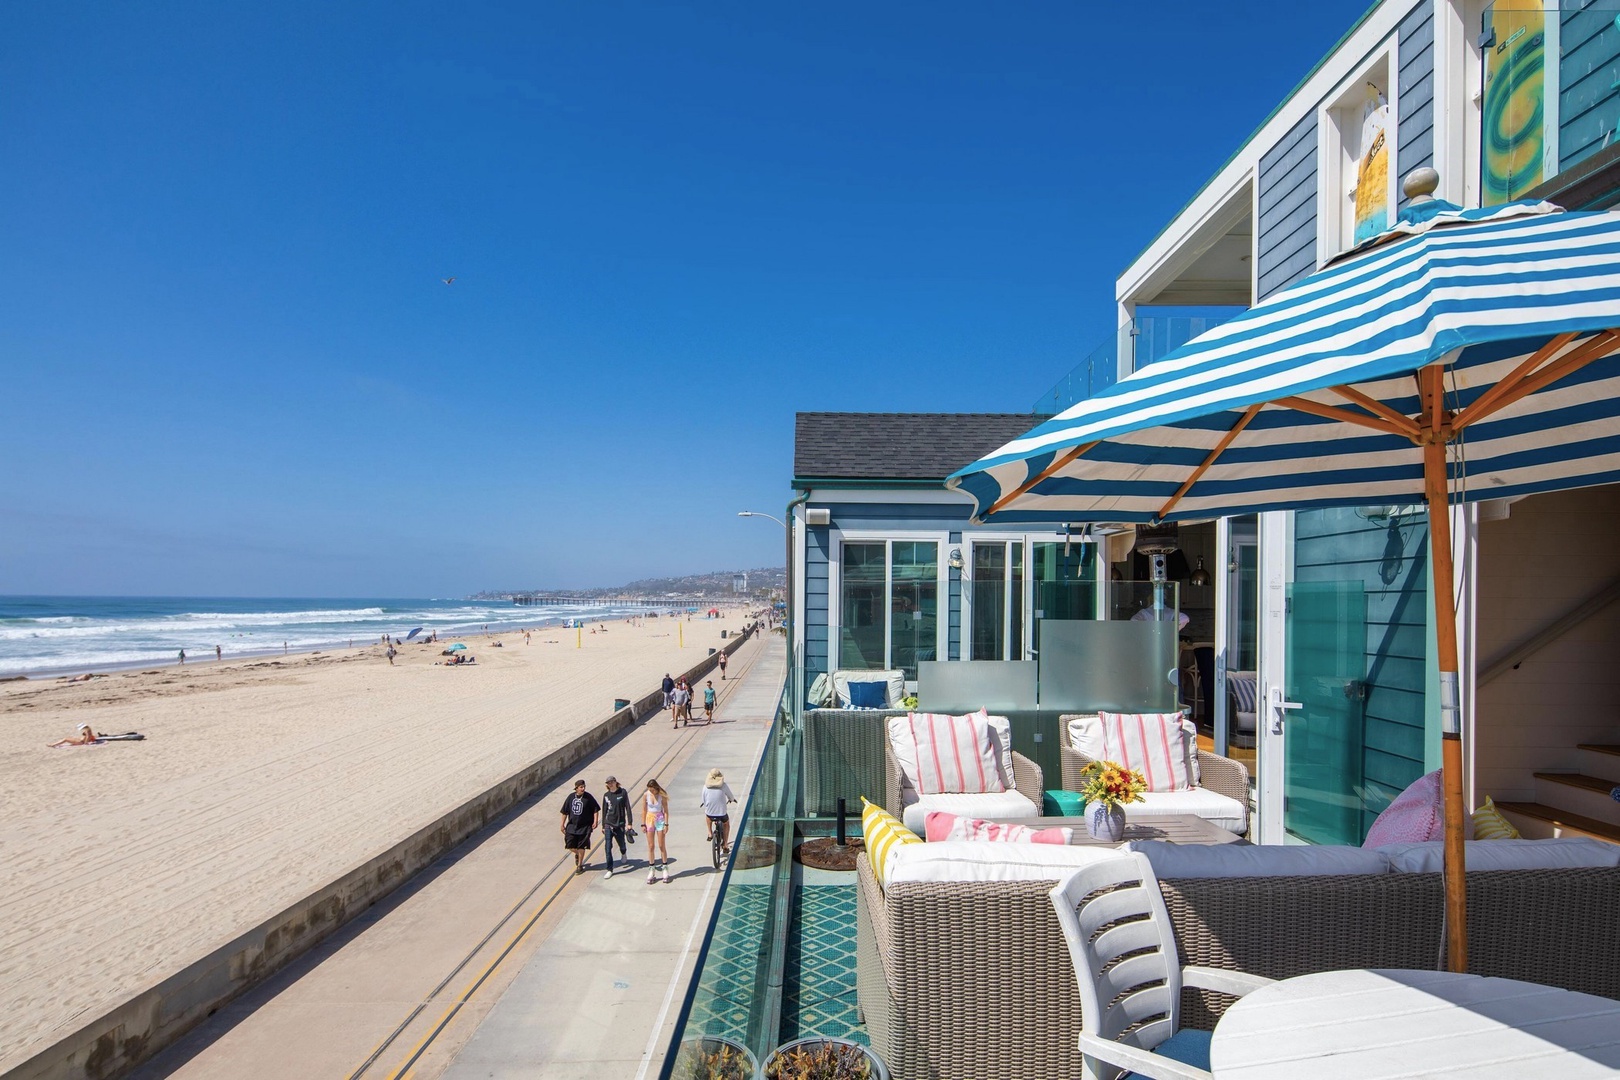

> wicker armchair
[884,738,1044,828]
[1060,717,1250,835]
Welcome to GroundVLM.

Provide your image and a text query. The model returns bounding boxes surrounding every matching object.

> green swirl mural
[1482,5,1550,205]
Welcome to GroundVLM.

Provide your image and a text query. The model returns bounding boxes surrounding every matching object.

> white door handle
[1266,685,1303,734]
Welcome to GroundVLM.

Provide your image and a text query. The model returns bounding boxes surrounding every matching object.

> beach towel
[99,732,146,741]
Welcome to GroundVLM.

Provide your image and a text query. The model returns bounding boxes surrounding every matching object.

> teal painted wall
[1560,3,1620,176]
[1292,507,1432,841]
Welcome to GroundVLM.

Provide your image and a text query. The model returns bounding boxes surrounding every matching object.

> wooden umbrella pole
[1421,366,1468,972]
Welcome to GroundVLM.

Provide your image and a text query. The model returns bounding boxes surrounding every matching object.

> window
[1033,541,1097,622]
[969,540,1026,660]
[836,538,941,679]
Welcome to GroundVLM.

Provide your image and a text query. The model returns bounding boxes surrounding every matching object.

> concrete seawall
[11,628,762,1080]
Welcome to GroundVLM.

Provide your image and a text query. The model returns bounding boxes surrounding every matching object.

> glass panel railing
[1132,307,1246,370]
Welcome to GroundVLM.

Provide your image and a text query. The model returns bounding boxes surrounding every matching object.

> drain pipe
[784,490,810,717]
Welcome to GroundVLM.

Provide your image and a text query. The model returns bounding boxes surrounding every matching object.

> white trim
[1214,515,1232,754]
[801,487,977,506]
[1256,510,1292,845]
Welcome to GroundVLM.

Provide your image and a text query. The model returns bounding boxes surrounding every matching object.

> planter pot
[1087,802,1127,842]
[764,1037,890,1080]
[674,1035,762,1080]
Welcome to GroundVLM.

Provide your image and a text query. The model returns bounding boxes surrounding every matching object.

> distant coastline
[0,596,674,680]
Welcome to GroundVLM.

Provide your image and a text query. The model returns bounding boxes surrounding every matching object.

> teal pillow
[847,680,887,708]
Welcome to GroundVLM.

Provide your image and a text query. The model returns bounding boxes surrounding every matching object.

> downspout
[785,490,811,707]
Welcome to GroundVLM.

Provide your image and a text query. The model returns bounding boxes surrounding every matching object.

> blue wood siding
[1560,3,1620,174]
[1397,4,1436,211]
[804,525,830,680]
[1293,508,1431,841]
[1257,112,1319,299]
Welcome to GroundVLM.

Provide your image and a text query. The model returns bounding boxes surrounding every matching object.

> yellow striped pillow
[861,797,921,887]
[1473,797,1521,841]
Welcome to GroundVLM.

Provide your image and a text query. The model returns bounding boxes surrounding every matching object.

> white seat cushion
[887,839,1122,885]
[1124,787,1248,835]
[901,789,1038,834]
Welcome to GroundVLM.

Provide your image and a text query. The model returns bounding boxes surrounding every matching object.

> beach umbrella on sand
[405,627,424,640]
[447,642,467,652]
[948,176,1620,973]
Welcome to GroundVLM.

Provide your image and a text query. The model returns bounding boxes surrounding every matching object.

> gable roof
[794,412,1040,485]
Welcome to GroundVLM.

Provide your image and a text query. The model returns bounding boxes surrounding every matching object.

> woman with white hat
[700,768,738,856]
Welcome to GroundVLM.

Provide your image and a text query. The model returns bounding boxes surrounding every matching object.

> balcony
[1033,307,1244,415]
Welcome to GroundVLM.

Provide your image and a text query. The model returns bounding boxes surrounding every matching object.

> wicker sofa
[1060,716,1251,834]
[855,852,1620,1080]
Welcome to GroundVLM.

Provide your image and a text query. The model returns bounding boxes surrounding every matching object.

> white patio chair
[1049,853,1273,1080]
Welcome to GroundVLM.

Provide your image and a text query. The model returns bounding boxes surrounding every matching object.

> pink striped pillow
[1097,711,1194,793]
[924,811,1072,845]
[903,710,1007,795]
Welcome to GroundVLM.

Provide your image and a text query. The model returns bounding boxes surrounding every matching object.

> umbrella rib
[1451,331,1578,428]
[1329,384,1422,439]
[1156,404,1263,520]
[1272,395,1408,437]
[986,440,1100,516]
[1454,329,1620,431]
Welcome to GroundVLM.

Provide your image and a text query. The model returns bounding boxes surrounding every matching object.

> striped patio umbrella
[948,185,1620,972]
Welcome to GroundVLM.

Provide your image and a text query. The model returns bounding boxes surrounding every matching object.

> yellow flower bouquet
[1078,760,1146,841]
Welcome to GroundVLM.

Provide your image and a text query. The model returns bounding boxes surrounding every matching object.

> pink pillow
[1364,770,1444,847]
[924,810,1072,845]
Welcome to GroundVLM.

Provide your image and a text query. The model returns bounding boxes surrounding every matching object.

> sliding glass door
[969,540,1024,661]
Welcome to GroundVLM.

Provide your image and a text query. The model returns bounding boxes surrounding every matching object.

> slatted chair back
[1049,853,1181,1072]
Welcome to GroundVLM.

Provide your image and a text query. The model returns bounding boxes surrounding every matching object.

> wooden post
[1422,373,1468,972]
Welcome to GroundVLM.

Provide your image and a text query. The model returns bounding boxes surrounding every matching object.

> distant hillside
[472,566,785,601]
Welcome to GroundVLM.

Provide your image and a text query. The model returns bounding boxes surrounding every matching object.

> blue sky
[1,1,1369,596]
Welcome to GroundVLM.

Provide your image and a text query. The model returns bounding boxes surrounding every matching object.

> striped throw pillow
[900,709,1007,795]
[861,797,921,887]
[1473,797,1521,840]
[1097,711,1194,793]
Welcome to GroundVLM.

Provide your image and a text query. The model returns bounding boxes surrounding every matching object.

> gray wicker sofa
[855,853,1620,1080]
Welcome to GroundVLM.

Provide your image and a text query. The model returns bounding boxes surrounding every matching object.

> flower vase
[1087,801,1127,842]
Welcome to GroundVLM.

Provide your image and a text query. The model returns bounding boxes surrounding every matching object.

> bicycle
[711,820,726,869]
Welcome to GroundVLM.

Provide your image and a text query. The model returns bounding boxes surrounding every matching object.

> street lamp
[738,510,791,641]
[737,510,786,528]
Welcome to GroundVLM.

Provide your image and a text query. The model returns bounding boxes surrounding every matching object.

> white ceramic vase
[1087,802,1127,842]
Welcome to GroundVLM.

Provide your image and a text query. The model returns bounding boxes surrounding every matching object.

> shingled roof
[794,412,1041,484]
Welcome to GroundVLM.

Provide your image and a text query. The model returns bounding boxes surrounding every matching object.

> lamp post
[738,510,791,639]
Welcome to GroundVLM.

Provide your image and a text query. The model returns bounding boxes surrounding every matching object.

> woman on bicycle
[643,778,670,883]
[701,768,738,857]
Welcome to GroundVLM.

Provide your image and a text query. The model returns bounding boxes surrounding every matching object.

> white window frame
[827,529,950,676]
[1316,42,1399,264]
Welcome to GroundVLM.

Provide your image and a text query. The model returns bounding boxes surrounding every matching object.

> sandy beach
[0,612,757,1073]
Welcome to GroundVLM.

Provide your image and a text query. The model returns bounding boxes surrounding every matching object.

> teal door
[1284,581,1367,845]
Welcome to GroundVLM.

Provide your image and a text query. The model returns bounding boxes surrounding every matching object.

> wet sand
[0,612,752,1072]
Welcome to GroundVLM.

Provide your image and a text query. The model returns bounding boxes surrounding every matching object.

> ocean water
[0,596,659,677]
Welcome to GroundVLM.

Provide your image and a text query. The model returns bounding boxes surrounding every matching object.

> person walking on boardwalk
[671,680,691,728]
[718,650,728,680]
[643,778,670,883]
[600,776,633,878]
[702,769,738,855]
[661,673,675,713]
[703,680,717,722]
[560,779,600,875]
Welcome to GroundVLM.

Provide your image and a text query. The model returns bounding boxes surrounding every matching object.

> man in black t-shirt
[560,779,600,874]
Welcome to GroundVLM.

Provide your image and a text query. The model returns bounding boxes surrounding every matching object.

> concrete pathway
[130,636,784,1080]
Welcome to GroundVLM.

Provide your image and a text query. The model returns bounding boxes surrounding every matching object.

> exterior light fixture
[948,547,964,570]
[1190,557,1211,587]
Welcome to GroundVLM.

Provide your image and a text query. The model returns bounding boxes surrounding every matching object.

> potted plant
[1078,760,1147,842]
[674,1035,761,1080]
[764,1037,889,1080]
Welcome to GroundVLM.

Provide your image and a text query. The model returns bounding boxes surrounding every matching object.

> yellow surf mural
[1482,3,1555,205]
[1354,85,1390,245]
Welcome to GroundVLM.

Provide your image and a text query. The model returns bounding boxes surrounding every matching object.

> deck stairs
[1498,744,1620,846]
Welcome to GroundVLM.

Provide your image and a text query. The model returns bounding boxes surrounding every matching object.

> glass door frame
[1255,510,1292,845]
[962,532,1107,662]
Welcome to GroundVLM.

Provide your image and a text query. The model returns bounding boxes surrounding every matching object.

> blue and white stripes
[948,203,1620,523]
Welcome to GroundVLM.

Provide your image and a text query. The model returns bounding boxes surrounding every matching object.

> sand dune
[0,612,754,1072]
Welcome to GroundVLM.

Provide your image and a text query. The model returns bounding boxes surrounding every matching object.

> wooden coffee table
[980,812,1245,846]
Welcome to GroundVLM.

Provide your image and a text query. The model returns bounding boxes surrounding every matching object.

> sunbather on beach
[48,724,99,748]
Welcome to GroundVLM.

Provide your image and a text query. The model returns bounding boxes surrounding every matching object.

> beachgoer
[661,673,675,712]
[560,779,600,875]
[601,775,634,878]
[718,651,728,680]
[671,682,690,728]
[215,645,221,661]
[178,649,185,665]
[701,768,738,855]
[703,680,716,721]
[48,723,99,748]
[386,645,397,665]
[643,778,670,883]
